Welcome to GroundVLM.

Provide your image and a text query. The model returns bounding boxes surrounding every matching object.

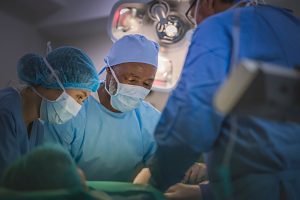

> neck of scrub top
[96,85,127,117]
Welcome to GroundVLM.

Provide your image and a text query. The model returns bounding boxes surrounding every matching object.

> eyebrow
[128,74,155,81]
[147,78,155,82]
[128,73,141,79]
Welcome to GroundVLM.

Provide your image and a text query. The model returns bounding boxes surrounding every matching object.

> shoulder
[138,101,161,118]
[135,101,161,129]
[195,5,282,33]
[0,87,21,118]
[193,6,259,41]
[0,107,17,138]
[0,87,20,106]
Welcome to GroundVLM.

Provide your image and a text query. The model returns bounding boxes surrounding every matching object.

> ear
[105,68,112,82]
[106,67,111,74]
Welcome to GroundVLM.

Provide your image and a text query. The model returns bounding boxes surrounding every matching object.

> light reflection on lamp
[154,55,173,90]
[117,8,140,32]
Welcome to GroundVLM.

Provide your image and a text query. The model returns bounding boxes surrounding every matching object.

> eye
[128,79,138,83]
[143,80,153,88]
[76,95,84,103]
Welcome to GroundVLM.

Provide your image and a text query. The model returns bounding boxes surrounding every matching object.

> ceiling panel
[0,0,64,24]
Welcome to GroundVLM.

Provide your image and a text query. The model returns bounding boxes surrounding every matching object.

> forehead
[113,62,156,78]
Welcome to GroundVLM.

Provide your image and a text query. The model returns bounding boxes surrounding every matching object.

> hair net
[17,46,100,92]
[1,144,83,191]
[103,34,159,72]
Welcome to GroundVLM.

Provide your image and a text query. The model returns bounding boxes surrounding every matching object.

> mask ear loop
[42,57,66,93]
[46,41,53,54]
[30,86,44,99]
[104,58,121,96]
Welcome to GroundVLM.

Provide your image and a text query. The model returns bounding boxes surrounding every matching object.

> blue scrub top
[150,5,300,199]
[0,87,44,179]
[44,95,161,181]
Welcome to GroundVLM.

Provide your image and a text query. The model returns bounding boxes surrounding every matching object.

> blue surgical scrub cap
[17,46,100,92]
[104,34,159,70]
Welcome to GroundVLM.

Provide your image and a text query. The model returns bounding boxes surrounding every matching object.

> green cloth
[0,181,166,199]
[0,188,111,200]
[88,181,166,200]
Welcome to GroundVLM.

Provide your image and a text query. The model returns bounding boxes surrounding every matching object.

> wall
[54,29,113,74]
[0,11,45,88]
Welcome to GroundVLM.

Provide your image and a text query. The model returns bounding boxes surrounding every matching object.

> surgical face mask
[31,58,82,124]
[105,67,150,112]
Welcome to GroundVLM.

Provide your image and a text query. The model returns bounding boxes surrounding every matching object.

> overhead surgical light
[148,1,185,43]
[116,7,142,33]
[154,56,173,90]
[108,0,194,91]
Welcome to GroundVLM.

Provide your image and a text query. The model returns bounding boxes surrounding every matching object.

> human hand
[77,167,88,191]
[164,183,202,200]
[133,168,151,184]
[183,163,207,184]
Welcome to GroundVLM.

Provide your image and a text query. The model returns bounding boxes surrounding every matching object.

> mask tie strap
[46,41,53,54]
[104,58,121,95]
[30,86,46,100]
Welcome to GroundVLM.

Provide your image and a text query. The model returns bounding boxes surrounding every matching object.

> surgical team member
[44,34,161,182]
[2,144,86,191]
[150,0,300,199]
[0,46,99,179]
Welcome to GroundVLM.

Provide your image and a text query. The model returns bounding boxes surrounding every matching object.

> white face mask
[105,67,150,112]
[31,58,82,124]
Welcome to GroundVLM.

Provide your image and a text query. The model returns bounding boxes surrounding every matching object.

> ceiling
[0,0,66,24]
[0,0,299,40]
[0,0,119,39]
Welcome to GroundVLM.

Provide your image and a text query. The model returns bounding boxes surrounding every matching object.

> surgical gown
[150,5,300,200]
[44,95,160,181]
[0,87,44,179]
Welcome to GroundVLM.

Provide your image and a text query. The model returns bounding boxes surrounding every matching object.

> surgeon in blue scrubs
[149,0,300,199]
[0,46,99,179]
[44,34,161,182]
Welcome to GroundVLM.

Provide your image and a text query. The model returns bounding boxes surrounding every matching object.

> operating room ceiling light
[156,15,184,43]
[117,8,141,32]
[154,56,173,88]
[108,0,195,91]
